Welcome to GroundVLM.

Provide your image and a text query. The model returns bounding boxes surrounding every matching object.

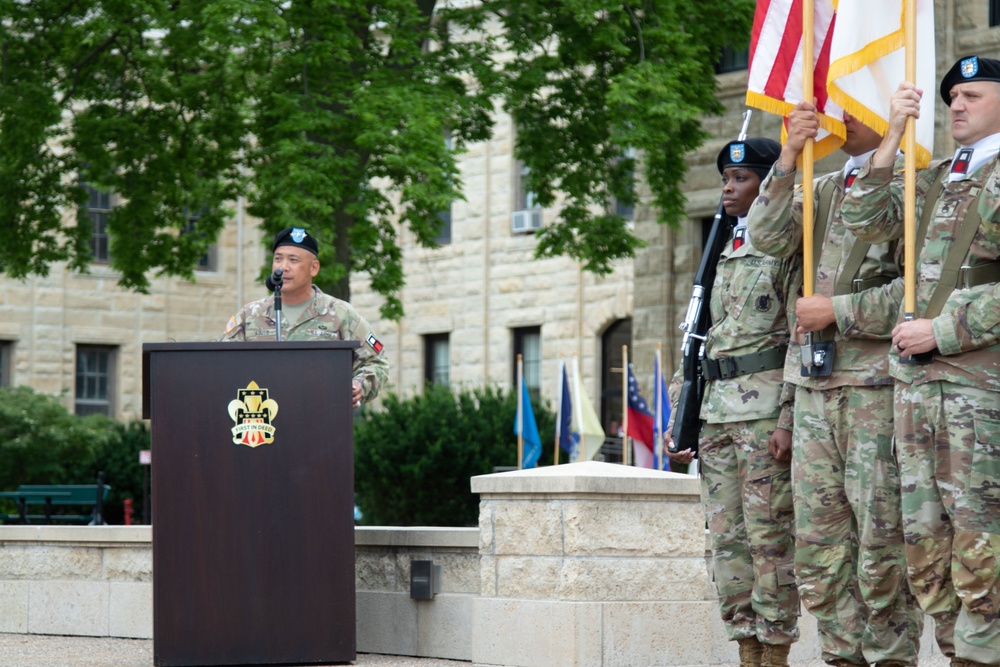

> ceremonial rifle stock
[669,111,753,454]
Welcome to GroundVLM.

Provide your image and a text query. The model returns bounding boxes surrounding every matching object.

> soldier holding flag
[840,55,1000,667]
[748,104,923,667]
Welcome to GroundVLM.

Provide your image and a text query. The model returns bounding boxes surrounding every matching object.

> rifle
[669,110,753,454]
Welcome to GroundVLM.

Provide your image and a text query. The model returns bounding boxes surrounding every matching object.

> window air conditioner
[511,209,542,233]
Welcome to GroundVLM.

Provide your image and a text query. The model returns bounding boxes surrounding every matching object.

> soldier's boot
[950,659,1000,667]
[737,637,764,667]
[761,643,791,667]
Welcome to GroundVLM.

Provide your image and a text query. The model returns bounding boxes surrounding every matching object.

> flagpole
[572,354,584,461]
[654,344,663,470]
[799,0,817,370]
[622,345,630,466]
[516,354,524,470]
[903,0,917,321]
[554,357,563,466]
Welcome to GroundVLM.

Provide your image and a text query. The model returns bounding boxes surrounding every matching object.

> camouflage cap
[272,227,319,255]
[940,55,1000,105]
[717,137,782,179]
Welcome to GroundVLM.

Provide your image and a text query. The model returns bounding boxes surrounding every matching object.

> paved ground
[0,633,954,667]
[0,634,468,667]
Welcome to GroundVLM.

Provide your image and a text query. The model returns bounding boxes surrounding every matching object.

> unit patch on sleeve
[366,332,384,354]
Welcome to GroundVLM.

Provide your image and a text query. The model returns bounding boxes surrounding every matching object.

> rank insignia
[290,227,307,243]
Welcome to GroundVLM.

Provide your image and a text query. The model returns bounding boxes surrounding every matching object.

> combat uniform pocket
[971,417,1000,510]
[876,433,894,463]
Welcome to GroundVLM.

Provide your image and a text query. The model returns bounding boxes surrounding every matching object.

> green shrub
[354,383,554,526]
[0,386,149,524]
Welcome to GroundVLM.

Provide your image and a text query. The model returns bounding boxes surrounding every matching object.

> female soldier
[666,137,800,667]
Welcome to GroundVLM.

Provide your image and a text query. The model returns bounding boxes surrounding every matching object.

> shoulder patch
[225,315,238,334]
[366,332,384,354]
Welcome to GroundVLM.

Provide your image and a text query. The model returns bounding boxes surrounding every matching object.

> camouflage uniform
[841,155,1000,664]
[749,160,923,665]
[670,229,801,647]
[221,285,389,403]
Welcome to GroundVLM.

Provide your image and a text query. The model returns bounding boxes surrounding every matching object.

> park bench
[0,483,111,525]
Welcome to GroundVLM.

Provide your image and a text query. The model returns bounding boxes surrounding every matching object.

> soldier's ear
[309,259,320,277]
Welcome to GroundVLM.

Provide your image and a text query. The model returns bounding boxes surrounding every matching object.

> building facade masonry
[0,0,991,432]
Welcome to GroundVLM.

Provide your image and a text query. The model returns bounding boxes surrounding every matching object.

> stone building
[1,0,996,435]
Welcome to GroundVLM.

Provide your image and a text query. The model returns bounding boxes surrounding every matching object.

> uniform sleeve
[776,382,795,432]
[219,309,248,342]
[932,283,1000,355]
[841,156,941,244]
[832,276,903,338]
[748,166,803,259]
[665,362,684,433]
[839,161,905,243]
[345,310,390,402]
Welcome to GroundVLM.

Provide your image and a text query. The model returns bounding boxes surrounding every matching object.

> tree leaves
[0,0,754,317]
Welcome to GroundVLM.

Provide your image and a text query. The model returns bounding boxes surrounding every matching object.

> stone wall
[0,464,950,666]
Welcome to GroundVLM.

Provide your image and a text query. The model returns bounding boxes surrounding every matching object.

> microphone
[265,268,283,292]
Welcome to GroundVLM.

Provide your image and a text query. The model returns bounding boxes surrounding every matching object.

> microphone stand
[273,274,283,342]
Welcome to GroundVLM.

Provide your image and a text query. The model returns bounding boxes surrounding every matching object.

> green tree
[0,1,754,317]
[354,383,555,526]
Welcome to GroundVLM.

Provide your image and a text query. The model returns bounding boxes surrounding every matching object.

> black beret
[717,137,782,176]
[940,55,1000,105]
[272,227,319,255]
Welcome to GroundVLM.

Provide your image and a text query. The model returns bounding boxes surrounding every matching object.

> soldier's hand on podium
[352,380,363,409]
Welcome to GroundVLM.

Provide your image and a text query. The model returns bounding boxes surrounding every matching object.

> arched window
[600,318,632,462]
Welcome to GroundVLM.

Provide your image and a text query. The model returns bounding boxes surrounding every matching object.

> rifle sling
[922,184,994,319]
[701,346,788,381]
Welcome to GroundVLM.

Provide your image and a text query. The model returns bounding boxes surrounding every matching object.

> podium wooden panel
[143,341,358,667]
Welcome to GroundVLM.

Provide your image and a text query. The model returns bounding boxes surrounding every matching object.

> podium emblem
[228,381,279,447]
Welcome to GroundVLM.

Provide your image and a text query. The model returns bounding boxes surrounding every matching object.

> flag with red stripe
[747,0,843,160]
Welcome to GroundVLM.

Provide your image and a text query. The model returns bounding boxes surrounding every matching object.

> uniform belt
[701,346,788,381]
[958,262,1000,289]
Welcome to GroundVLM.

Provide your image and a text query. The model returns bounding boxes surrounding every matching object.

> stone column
[471,460,724,667]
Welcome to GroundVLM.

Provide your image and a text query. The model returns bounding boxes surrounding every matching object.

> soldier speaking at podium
[222,226,388,408]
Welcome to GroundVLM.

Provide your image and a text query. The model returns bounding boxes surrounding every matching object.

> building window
[512,327,541,396]
[600,318,632,461]
[75,345,116,416]
[612,148,636,221]
[435,207,452,245]
[424,334,450,386]
[992,0,1000,26]
[183,213,218,271]
[514,161,539,212]
[82,184,112,262]
[512,161,543,234]
[435,133,453,245]
[0,341,11,386]
[716,45,749,74]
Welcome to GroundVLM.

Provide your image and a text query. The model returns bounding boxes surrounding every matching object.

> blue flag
[557,360,576,457]
[514,378,542,469]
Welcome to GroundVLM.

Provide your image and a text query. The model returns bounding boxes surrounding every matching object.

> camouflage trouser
[792,385,923,665]
[895,380,1000,665]
[700,418,799,646]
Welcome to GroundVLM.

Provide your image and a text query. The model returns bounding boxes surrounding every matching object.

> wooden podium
[143,341,358,667]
